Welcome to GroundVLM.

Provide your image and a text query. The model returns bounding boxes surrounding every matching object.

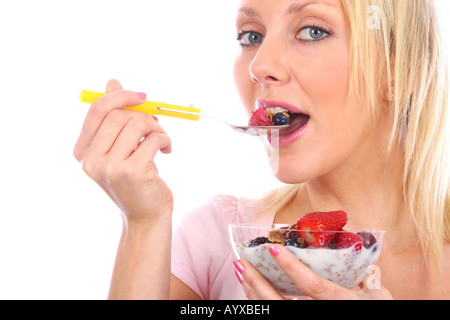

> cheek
[272,50,370,183]
[297,46,356,145]
[296,46,349,106]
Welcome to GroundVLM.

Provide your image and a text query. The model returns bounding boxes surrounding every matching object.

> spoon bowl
[226,124,290,136]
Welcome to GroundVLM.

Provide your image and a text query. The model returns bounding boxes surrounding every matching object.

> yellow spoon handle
[79,90,201,121]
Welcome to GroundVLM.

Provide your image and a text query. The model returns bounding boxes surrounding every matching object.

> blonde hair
[251,0,450,273]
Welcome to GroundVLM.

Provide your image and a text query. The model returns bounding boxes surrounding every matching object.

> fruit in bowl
[229,211,385,297]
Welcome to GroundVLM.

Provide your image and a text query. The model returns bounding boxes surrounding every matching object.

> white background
[0,1,448,299]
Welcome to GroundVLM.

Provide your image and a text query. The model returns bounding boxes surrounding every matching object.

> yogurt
[235,242,381,297]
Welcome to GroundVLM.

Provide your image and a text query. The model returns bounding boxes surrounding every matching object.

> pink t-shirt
[171,195,275,300]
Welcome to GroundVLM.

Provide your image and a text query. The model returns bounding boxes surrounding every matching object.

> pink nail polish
[269,245,281,257]
[137,92,147,100]
[234,269,244,284]
[233,260,244,273]
[151,115,159,122]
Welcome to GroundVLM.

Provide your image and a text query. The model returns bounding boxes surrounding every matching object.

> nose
[249,38,290,87]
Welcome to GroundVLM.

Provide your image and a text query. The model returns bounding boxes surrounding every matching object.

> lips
[256,99,310,147]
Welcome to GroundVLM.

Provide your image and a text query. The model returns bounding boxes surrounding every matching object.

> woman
[73,0,450,299]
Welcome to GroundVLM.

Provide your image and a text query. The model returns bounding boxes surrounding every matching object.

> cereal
[236,242,381,297]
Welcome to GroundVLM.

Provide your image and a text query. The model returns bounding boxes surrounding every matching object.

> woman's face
[234,0,383,184]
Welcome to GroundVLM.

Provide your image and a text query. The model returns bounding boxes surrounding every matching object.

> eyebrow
[238,7,260,18]
[287,1,321,15]
[238,0,323,18]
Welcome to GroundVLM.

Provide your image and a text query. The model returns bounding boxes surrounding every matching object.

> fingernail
[151,115,159,122]
[269,245,281,257]
[233,260,244,273]
[234,269,244,284]
[137,92,147,100]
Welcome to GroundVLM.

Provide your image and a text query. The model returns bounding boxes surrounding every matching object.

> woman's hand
[234,244,393,300]
[73,79,173,226]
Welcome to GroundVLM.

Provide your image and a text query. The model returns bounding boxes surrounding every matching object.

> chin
[270,158,313,185]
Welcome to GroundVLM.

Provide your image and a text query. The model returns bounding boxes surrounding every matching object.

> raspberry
[248,109,273,127]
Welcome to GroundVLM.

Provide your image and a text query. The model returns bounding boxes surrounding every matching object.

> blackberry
[248,236,269,248]
[284,235,307,248]
[357,232,377,249]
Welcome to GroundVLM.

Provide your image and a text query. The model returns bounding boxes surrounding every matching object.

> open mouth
[263,106,310,136]
[266,110,310,147]
[254,99,311,146]
[278,112,310,136]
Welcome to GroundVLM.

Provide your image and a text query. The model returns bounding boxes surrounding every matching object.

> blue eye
[297,26,330,41]
[237,31,264,47]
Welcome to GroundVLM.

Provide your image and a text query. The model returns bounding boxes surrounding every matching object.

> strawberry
[335,231,363,251]
[248,108,273,127]
[296,211,348,248]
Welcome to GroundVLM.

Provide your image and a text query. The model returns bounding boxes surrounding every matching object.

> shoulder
[178,195,240,229]
[177,195,272,230]
[173,194,276,253]
[172,195,252,299]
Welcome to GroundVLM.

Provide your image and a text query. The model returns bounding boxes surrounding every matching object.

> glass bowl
[229,223,385,297]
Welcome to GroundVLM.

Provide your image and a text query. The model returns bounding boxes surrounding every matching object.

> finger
[109,115,167,160]
[106,79,123,93]
[88,109,150,157]
[233,259,284,300]
[74,89,147,161]
[128,131,172,165]
[269,244,355,300]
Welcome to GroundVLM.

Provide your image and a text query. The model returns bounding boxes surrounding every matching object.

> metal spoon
[224,123,290,136]
[79,90,289,137]
[157,107,290,136]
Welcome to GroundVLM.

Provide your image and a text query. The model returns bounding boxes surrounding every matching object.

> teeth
[267,107,289,114]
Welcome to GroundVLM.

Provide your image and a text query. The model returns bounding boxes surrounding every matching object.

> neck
[285,143,416,250]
